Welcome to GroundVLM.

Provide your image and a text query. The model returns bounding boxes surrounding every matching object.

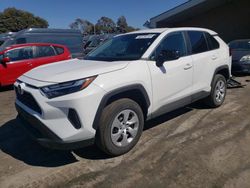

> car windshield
[84,33,159,61]
[229,40,250,50]
[0,38,15,51]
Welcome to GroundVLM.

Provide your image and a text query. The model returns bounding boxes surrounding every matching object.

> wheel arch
[212,65,230,86]
[92,84,150,130]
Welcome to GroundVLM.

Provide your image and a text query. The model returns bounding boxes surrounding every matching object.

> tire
[204,74,227,108]
[96,98,144,156]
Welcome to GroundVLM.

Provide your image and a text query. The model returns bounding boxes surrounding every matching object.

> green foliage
[0,7,49,33]
[69,18,94,34]
[117,16,128,33]
[70,15,138,34]
[96,16,116,34]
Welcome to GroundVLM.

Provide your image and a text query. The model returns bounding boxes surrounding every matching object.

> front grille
[15,88,42,114]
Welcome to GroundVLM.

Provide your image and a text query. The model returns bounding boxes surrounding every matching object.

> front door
[1,46,35,85]
[146,31,193,116]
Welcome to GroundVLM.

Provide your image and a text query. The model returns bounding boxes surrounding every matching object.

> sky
[0,0,187,29]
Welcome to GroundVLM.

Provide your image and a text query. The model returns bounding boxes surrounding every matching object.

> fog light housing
[68,109,81,129]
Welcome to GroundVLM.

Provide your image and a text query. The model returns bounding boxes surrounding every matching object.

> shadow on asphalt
[0,103,208,166]
[0,119,78,167]
[0,85,13,92]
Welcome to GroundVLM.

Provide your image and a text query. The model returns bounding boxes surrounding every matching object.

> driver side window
[151,32,187,60]
[5,47,34,62]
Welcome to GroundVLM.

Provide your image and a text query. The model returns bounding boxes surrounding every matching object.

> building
[144,0,250,42]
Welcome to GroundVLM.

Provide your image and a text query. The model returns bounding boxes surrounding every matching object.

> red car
[0,43,71,86]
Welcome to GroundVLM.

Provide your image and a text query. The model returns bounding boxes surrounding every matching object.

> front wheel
[205,74,227,107]
[96,98,144,156]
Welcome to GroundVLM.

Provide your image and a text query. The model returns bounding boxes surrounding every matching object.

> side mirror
[156,50,180,67]
[1,57,10,64]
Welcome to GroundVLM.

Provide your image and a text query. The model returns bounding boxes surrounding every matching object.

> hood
[232,50,250,61]
[23,58,129,83]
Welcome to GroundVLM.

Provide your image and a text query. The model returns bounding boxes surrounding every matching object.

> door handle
[28,62,33,67]
[212,55,218,60]
[184,63,192,70]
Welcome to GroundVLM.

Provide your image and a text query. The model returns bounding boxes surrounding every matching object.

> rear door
[32,45,59,68]
[1,46,35,85]
[186,31,218,98]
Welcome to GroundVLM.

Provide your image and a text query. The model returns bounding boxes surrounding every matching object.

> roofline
[3,43,67,51]
[150,0,192,20]
[144,0,207,28]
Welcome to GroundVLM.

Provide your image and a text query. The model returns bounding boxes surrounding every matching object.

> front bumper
[16,104,95,150]
[14,78,106,149]
[232,62,250,73]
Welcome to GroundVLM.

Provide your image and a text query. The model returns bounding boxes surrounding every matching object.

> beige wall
[157,0,250,42]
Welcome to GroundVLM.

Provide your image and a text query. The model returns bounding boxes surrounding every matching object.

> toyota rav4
[15,28,231,156]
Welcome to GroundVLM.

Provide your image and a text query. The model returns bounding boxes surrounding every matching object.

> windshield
[0,38,15,51]
[229,40,250,50]
[84,33,159,61]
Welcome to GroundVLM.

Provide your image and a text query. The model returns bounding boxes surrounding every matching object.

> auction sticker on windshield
[135,34,156,39]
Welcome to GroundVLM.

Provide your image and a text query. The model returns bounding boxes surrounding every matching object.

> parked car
[83,34,115,55]
[0,43,71,86]
[229,39,250,74]
[15,28,231,156]
[0,28,83,58]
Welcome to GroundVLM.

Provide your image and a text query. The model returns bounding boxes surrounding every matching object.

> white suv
[15,28,231,156]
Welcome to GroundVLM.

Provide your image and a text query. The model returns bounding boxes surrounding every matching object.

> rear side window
[6,47,34,62]
[35,46,56,58]
[152,32,187,60]
[188,31,208,54]
[54,46,64,55]
[205,33,219,50]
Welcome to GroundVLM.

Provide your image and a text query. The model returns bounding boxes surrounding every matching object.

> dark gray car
[229,39,250,74]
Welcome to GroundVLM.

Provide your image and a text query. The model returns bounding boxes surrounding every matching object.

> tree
[96,16,116,34]
[0,7,48,33]
[117,16,128,33]
[116,16,138,33]
[69,18,94,34]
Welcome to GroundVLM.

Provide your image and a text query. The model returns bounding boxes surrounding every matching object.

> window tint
[35,46,55,58]
[0,54,3,62]
[6,47,33,61]
[188,31,208,54]
[152,32,186,60]
[54,46,64,55]
[205,33,219,50]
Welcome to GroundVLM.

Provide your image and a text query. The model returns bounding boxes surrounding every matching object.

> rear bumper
[16,104,95,150]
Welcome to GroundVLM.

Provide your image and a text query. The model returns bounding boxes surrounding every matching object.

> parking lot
[0,76,249,188]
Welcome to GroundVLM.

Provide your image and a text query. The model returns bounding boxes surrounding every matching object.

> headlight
[40,76,97,99]
[240,55,250,63]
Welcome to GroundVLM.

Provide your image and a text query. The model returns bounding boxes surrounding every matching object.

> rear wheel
[96,98,144,156]
[205,74,227,107]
